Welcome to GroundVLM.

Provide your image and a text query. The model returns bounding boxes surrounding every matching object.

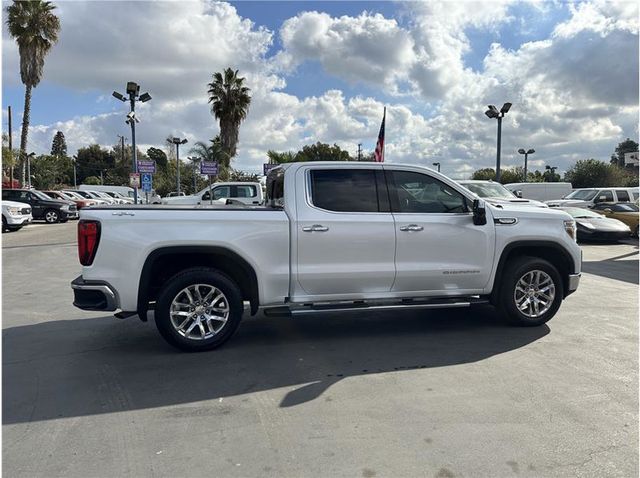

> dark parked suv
[2,189,77,223]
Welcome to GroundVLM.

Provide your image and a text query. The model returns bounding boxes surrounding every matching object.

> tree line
[472,139,638,188]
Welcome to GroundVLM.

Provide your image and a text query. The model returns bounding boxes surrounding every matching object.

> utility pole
[357,143,362,162]
[72,155,77,188]
[7,106,13,185]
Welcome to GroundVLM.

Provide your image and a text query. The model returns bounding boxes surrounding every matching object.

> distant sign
[624,152,639,166]
[129,172,141,188]
[137,160,156,174]
[200,162,218,176]
[141,173,153,193]
[264,163,278,175]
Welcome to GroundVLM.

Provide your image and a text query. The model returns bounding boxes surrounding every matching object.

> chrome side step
[262,297,489,317]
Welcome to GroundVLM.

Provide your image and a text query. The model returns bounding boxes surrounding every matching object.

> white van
[504,182,573,201]
[162,182,263,206]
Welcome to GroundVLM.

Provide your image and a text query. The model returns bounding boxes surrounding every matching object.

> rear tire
[154,268,243,351]
[498,256,564,327]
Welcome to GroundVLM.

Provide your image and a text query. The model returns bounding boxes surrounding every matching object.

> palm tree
[6,0,60,185]
[189,136,231,181]
[267,150,298,164]
[207,68,251,161]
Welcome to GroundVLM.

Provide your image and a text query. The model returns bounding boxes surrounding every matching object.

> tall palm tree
[6,0,60,184]
[207,68,251,161]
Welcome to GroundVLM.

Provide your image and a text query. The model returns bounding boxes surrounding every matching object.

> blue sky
[2,1,637,177]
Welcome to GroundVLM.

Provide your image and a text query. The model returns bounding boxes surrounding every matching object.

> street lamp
[113,82,152,203]
[545,165,558,182]
[517,148,535,182]
[485,102,512,182]
[432,162,441,173]
[188,156,200,193]
[171,137,188,195]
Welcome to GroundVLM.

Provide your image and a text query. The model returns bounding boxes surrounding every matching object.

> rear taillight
[78,220,101,266]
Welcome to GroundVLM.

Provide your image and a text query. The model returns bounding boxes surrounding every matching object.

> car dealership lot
[3,222,638,478]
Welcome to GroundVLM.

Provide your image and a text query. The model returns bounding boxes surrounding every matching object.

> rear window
[616,190,630,202]
[235,185,257,198]
[309,169,382,213]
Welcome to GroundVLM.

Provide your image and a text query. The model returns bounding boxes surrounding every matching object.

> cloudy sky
[2,0,638,178]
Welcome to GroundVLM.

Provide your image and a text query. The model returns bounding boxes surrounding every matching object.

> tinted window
[388,171,467,213]
[595,190,613,202]
[266,168,285,208]
[310,169,381,213]
[613,203,639,212]
[235,185,257,198]
[616,190,630,202]
[632,192,638,200]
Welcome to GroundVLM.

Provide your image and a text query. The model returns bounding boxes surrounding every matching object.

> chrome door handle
[399,224,423,232]
[112,211,135,216]
[302,224,329,232]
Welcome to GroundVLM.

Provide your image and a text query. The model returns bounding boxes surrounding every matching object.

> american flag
[373,107,386,163]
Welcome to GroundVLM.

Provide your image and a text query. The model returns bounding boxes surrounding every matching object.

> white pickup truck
[162,182,263,206]
[72,162,581,351]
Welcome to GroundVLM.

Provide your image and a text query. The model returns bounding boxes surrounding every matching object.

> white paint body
[162,182,263,206]
[78,163,582,312]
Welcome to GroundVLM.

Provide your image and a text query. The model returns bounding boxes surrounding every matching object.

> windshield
[563,207,604,219]
[64,191,82,200]
[563,189,597,200]
[462,182,516,199]
[32,190,55,201]
[615,203,639,212]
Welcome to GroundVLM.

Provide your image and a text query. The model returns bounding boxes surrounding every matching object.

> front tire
[498,256,564,326]
[44,209,60,224]
[154,268,243,351]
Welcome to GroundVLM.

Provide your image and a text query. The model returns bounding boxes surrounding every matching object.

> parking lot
[2,221,638,477]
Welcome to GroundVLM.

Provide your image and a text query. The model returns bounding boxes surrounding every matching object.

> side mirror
[472,199,487,225]
[596,195,607,202]
[514,190,523,198]
[603,208,612,213]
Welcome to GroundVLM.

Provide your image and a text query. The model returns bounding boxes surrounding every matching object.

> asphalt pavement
[2,222,638,477]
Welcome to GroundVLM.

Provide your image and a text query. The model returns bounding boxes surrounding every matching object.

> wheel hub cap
[169,284,230,341]
[514,270,555,319]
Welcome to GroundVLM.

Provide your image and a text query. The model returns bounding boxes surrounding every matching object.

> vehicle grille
[21,207,31,214]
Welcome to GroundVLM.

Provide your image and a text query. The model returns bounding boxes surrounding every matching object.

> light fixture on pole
[517,148,535,182]
[484,102,512,182]
[432,162,441,173]
[545,165,558,182]
[171,137,188,195]
[188,156,199,193]
[113,82,152,204]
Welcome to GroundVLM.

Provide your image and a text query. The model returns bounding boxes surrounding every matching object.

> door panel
[294,167,396,296]
[386,168,495,293]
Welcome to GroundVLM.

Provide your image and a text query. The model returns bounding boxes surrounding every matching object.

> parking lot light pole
[113,83,152,204]
[545,165,558,182]
[485,102,512,182]
[432,162,441,173]
[518,148,535,182]
[171,138,188,195]
[27,152,35,188]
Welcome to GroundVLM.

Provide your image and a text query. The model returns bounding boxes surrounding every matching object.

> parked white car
[2,200,32,232]
[162,182,263,206]
[72,162,581,352]
[458,180,547,207]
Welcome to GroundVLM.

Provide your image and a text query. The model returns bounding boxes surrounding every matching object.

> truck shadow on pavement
[3,306,549,424]
[581,250,639,285]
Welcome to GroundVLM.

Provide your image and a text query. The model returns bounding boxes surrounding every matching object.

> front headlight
[564,220,577,241]
[7,207,20,216]
[60,205,70,211]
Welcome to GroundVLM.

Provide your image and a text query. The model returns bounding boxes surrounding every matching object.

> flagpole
[382,106,386,162]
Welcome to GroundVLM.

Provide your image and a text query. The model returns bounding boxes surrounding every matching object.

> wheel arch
[137,246,260,320]
[490,241,576,304]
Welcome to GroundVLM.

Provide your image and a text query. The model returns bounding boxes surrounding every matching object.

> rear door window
[233,185,257,198]
[309,169,386,213]
[596,190,613,202]
[616,190,630,202]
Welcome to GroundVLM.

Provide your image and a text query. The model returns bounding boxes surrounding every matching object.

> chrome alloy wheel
[45,211,58,223]
[169,284,230,340]
[513,270,556,318]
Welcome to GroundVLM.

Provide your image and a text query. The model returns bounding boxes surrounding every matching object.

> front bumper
[566,273,581,296]
[5,214,32,226]
[71,275,119,311]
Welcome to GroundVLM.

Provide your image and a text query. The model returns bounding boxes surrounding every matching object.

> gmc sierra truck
[72,162,581,351]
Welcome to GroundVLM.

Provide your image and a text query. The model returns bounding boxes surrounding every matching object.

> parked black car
[1,189,78,223]
[559,206,631,242]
